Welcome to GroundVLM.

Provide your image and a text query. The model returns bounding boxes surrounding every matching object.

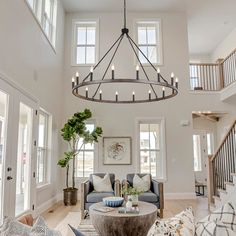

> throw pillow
[68,224,85,236]
[133,174,151,192]
[203,202,236,231]
[195,219,236,236]
[92,174,113,192]
[30,216,62,236]
[0,217,32,236]
[147,207,195,236]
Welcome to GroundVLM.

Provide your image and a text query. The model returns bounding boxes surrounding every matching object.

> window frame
[136,117,166,181]
[24,0,58,51]
[71,19,99,67]
[75,120,97,178]
[134,19,163,66]
[36,108,52,187]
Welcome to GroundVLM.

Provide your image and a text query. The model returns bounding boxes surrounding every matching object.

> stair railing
[190,47,236,91]
[208,120,236,204]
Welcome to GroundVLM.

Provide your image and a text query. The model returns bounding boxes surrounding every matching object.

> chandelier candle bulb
[157,68,160,82]
[99,90,102,100]
[111,65,115,79]
[75,72,79,84]
[136,65,139,80]
[72,77,75,88]
[171,73,174,85]
[162,87,165,98]
[85,87,88,98]
[115,91,118,102]
[149,90,151,100]
[175,78,179,89]
[132,91,135,101]
[90,67,94,81]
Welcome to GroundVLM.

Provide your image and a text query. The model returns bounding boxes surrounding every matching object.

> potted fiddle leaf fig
[58,109,103,205]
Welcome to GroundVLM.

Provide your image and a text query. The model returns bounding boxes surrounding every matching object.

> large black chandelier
[72,0,178,104]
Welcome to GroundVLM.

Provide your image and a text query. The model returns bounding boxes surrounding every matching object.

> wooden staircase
[208,120,236,208]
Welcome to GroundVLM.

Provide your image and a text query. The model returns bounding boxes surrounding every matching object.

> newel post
[207,155,214,207]
[216,58,224,89]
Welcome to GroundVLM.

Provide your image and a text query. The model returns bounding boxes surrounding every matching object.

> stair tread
[225,181,235,186]
[217,188,227,194]
[213,195,221,200]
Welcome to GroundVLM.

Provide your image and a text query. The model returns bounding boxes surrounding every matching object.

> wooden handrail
[222,48,236,63]
[189,63,218,66]
[210,120,236,162]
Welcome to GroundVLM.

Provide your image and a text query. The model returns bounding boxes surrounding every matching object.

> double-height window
[136,20,162,65]
[26,0,57,47]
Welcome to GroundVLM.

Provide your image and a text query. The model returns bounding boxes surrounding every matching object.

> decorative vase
[63,188,78,206]
[128,194,139,206]
[126,198,132,209]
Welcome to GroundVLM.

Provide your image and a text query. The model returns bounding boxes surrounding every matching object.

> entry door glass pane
[0,91,8,223]
[15,103,33,216]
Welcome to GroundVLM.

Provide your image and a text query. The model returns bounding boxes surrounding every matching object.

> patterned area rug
[55,212,98,236]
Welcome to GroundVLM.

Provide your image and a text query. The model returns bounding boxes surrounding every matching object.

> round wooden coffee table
[89,201,157,236]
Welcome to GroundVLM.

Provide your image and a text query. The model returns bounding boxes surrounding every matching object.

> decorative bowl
[103,197,124,207]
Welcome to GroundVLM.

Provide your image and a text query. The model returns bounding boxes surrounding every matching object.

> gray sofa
[123,173,164,218]
[80,173,120,219]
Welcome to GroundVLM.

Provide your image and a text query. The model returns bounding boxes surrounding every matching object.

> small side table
[195,182,206,196]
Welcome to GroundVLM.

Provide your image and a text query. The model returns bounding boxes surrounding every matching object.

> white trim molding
[165,192,196,200]
[35,193,63,216]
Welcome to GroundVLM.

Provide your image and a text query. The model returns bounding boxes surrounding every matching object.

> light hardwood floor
[43,197,209,229]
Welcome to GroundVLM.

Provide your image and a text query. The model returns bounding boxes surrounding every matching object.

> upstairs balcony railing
[189,48,236,91]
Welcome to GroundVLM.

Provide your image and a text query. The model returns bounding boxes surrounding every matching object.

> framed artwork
[103,137,132,165]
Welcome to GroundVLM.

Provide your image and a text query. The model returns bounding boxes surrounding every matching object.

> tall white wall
[0,0,65,208]
[211,27,236,61]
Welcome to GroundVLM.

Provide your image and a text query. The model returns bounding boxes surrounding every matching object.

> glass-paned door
[0,76,37,220]
[0,90,9,224]
[15,103,33,216]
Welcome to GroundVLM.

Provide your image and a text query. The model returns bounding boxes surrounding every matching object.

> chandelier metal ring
[71,0,179,104]
[72,79,178,104]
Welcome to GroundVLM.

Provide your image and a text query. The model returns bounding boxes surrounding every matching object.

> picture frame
[103,137,132,165]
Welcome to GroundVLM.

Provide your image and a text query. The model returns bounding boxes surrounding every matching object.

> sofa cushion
[87,191,114,203]
[138,191,158,203]
[90,173,115,191]
[147,207,195,236]
[92,173,113,192]
[195,220,236,236]
[133,174,151,192]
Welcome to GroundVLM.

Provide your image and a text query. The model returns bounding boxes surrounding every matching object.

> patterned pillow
[148,207,195,236]
[0,217,32,236]
[30,216,62,236]
[195,219,236,236]
[203,202,236,231]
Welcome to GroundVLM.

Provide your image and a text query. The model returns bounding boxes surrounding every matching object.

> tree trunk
[66,164,69,189]
[72,139,76,189]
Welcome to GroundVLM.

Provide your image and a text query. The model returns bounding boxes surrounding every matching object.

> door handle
[7,176,13,181]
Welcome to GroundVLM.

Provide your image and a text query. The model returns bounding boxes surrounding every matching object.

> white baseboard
[36,193,63,216]
[165,192,196,200]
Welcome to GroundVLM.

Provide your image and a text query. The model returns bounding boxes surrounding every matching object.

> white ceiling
[61,0,236,55]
